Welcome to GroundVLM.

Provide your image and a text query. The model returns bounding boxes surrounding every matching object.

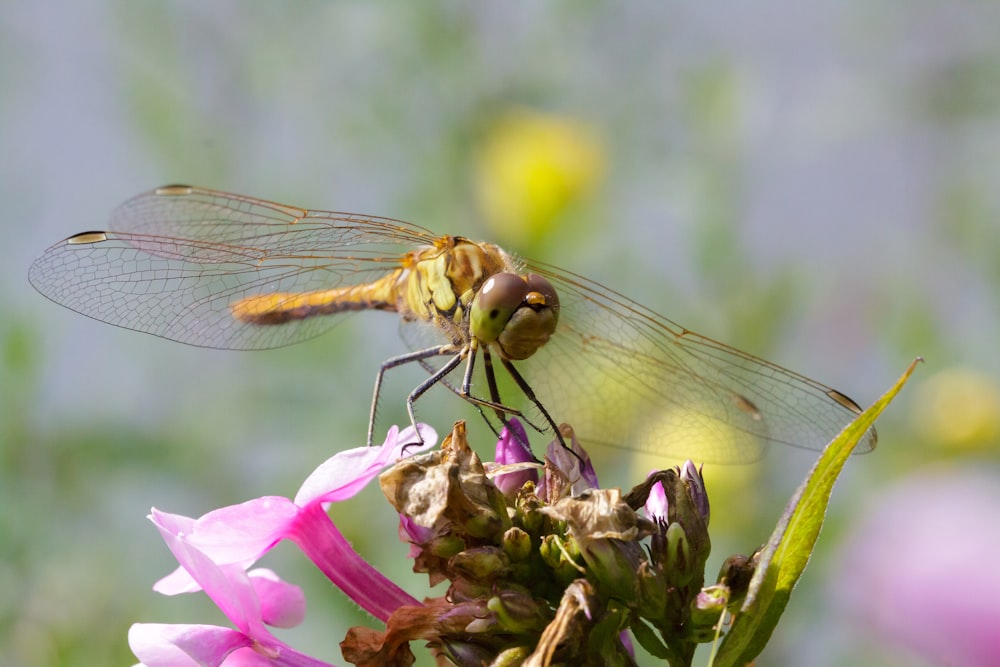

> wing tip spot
[66,231,108,245]
[826,388,864,415]
[155,184,195,196]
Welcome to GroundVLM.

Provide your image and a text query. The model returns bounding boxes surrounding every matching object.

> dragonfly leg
[479,347,546,439]
[432,372,502,440]
[455,346,545,432]
[454,346,502,441]
[499,357,572,455]
[403,351,466,442]
[425,348,534,422]
[378,342,545,450]
[477,347,507,426]
[369,345,459,447]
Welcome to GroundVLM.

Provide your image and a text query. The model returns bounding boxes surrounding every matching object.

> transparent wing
[28,185,438,350]
[29,184,875,462]
[513,262,876,462]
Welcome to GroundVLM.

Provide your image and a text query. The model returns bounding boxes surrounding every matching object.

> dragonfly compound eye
[524,273,560,326]
[471,272,560,360]
[470,272,530,344]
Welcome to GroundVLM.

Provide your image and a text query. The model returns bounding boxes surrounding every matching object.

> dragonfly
[28,185,877,463]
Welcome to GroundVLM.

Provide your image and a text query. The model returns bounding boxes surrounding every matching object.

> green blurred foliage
[3,2,999,666]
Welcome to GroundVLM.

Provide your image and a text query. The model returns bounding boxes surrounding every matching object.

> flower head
[132,413,858,666]
[835,466,1000,667]
[153,424,435,620]
[131,425,437,666]
[130,511,328,667]
[348,423,738,665]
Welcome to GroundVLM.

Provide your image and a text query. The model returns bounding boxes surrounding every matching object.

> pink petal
[221,647,335,667]
[153,565,205,596]
[129,623,251,667]
[294,424,436,506]
[151,499,299,595]
[129,623,335,667]
[287,502,418,621]
[149,506,272,595]
[193,498,300,561]
[645,477,668,521]
[152,513,268,637]
[249,569,306,629]
[149,509,196,537]
[222,647,282,666]
[399,514,434,545]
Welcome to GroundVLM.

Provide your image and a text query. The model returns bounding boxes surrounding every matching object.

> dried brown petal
[540,488,647,543]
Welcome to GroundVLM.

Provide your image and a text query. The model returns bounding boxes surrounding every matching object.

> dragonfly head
[470,272,560,360]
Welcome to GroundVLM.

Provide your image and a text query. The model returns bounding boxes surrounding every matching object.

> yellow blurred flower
[912,367,1000,450]
[475,108,604,245]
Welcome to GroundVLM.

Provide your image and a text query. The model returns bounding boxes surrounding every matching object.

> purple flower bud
[493,418,539,495]
[680,460,710,524]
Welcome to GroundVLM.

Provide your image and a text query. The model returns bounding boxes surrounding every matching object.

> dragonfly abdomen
[231,270,404,325]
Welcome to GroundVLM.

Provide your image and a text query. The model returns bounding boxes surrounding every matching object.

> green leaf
[630,617,672,661]
[713,359,921,666]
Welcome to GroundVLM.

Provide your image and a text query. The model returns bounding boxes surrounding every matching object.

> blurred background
[4,2,999,665]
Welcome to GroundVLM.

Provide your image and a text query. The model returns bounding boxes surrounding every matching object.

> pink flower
[130,512,328,666]
[835,465,1000,667]
[130,425,436,666]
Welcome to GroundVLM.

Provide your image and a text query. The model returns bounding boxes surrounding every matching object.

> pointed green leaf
[713,359,921,666]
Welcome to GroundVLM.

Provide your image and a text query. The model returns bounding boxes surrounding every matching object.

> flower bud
[491,646,532,666]
[502,526,532,562]
[581,537,642,602]
[493,418,539,496]
[447,575,492,602]
[515,487,546,535]
[689,584,728,629]
[450,546,510,582]
[679,460,710,525]
[539,534,585,586]
[663,522,693,585]
[435,640,496,667]
[488,589,549,633]
[634,468,711,589]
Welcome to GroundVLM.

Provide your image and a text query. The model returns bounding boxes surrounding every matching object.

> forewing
[519,262,876,462]
[28,186,437,350]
